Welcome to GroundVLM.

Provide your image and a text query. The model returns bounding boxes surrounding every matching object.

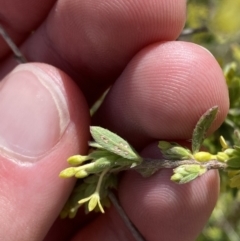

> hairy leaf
[90,126,141,161]
[179,173,199,184]
[192,106,218,154]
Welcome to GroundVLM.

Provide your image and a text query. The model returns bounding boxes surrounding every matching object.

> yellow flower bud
[158,141,172,150]
[75,170,89,178]
[59,167,77,178]
[184,164,201,173]
[219,136,229,150]
[216,152,229,162]
[67,155,91,165]
[88,194,98,212]
[170,173,183,182]
[194,152,213,162]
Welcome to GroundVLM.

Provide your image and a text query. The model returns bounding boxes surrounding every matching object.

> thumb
[0,63,90,241]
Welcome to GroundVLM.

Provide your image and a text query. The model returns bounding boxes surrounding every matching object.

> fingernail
[0,64,70,163]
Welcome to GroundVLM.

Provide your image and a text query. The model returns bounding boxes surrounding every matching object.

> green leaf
[164,146,193,160]
[192,106,218,154]
[88,141,104,149]
[83,175,99,184]
[88,149,117,160]
[90,126,141,161]
[179,173,199,184]
[93,157,112,171]
[227,157,240,168]
[114,157,138,167]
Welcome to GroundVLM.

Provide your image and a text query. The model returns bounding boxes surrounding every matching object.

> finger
[0,0,56,57]
[72,150,219,241]
[118,143,219,241]
[0,63,90,241]
[68,41,229,241]
[0,0,186,105]
[93,41,229,149]
[72,206,140,241]
[81,41,229,240]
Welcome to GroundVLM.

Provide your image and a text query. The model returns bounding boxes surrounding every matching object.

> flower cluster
[159,134,240,187]
[59,126,142,217]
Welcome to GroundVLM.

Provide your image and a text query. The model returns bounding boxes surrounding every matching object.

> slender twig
[109,158,228,178]
[137,158,227,170]
[108,191,146,241]
[0,24,27,63]
[128,158,227,177]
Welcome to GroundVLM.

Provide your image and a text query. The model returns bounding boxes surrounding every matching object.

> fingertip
[119,153,219,241]
[0,63,90,240]
[118,141,219,240]
[94,41,229,147]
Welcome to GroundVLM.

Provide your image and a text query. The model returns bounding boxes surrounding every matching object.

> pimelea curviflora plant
[59,106,240,218]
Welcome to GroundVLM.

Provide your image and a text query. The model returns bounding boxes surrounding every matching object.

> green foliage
[171,164,207,184]
[59,127,142,216]
[60,108,240,217]
[158,141,193,160]
[192,106,218,154]
[90,126,141,161]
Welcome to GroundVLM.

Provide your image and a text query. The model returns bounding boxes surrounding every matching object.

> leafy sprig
[59,106,240,218]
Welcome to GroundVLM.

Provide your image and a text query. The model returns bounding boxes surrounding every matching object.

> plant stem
[133,158,227,177]
[108,191,146,241]
[0,24,27,63]
[96,167,109,193]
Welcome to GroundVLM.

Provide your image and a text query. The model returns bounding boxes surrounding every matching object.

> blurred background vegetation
[181,0,240,240]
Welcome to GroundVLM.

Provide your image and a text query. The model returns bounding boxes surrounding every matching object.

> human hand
[0,0,229,240]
